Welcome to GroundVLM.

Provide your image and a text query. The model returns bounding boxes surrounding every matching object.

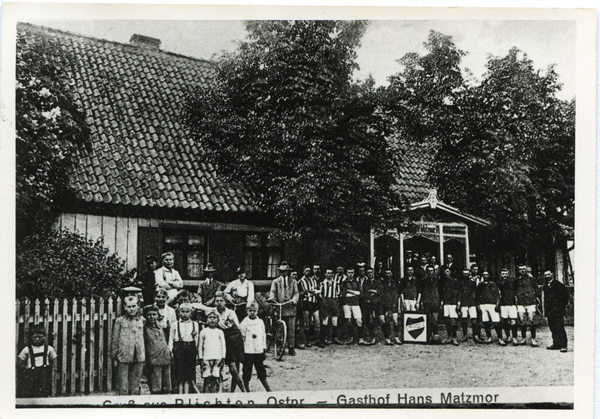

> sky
[29,19,577,101]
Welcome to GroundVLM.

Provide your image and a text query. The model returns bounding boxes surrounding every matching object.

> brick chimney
[129,34,161,50]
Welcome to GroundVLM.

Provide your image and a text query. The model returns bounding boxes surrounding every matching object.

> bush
[16,229,136,299]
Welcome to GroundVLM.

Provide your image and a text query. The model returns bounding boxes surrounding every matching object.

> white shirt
[157,305,177,330]
[239,317,267,354]
[18,345,58,368]
[224,279,255,303]
[155,266,184,290]
[199,327,226,361]
[168,319,200,350]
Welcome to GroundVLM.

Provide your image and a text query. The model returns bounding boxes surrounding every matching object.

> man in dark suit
[544,270,569,352]
[269,262,300,355]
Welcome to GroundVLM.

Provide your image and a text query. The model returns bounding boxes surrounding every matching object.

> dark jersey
[515,274,538,306]
[420,276,439,309]
[477,281,500,305]
[340,279,361,306]
[380,280,400,309]
[400,276,420,300]
[499,278,517,305]
[442,277,460,305]
[362,279,382,305]
[459,279,477,306]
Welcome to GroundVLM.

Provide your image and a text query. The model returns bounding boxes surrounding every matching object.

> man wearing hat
[268,262,300,355]
[197,263,224,312]
[139,255,159,306]
[155,252,184,305]
[224,267,255,321]
[543,270,569,352]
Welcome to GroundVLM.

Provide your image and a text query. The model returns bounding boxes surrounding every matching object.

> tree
[16,229,135,299]
[184,21,405,248]
[385,30,466,142]
[387,36,575,258]
[16,25,90,241]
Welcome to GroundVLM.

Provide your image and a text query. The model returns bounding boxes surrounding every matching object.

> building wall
[55,212,281,284]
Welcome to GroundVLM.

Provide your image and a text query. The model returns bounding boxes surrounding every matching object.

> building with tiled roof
[18,23,572,285]
[19,22,278,285]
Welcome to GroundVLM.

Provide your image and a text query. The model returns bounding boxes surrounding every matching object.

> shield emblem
[404,314,427,342]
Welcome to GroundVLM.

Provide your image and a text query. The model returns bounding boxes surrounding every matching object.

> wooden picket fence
[16,296,122,396]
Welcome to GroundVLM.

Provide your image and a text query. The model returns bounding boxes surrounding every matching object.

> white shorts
[403,299,418,312]
[479,304,500,322]
[202,360,222,378]
[460,306,477,319]
[500,305,518,319]
[343,305,362,320]
[443,304,459,319]
[517,304,537,317]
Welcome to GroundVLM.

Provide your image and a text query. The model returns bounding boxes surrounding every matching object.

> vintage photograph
[2,3,595,414]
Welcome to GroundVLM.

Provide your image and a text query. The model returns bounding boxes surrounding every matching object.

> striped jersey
[320,278,340,299]
[298,275,319,303]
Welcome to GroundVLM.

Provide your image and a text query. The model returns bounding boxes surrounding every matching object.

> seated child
[16,325,57,398]
[143,305,172,394]
[110,295,145,395]
[199,310,226,393]
[239,302,271,392]
[169,303,200,394]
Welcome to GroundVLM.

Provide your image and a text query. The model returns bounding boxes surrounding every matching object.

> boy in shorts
[515,264,540,346]
[476,271,503,343]
[440,267,460,345]
[199,310,226,393]
[320,269,343,345]
[498,268,518,345]
[17,325,57,398]
[340,268,365,345]
[380,269,402,345]
[459,268,480,342]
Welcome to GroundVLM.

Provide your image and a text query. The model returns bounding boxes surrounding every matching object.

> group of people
[260,254,570,356]
[16,251,570,398]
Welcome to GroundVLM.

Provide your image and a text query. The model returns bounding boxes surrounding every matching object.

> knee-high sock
[483,323,492,339]
[530,325,536,339]
[520,325,527,339]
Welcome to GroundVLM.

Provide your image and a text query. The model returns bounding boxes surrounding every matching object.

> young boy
[17,325,58,398]
[498,268,519,345]
[239,302,271,392]
[477,271,503,343]
[143,305,172,394]
[199,310,226,393]
[380,269,402,345]
[320,269,343,345]
[110,295,145,395]
[154,288,177,341]
[169,303,200,394]
[440,267,461,345]
[340,268,364,345]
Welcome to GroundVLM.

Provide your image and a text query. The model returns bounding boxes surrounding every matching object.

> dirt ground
[240,325,574,393]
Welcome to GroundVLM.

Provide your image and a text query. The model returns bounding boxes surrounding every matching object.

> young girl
[199,310,226,393]
[143,305,172,394]
[17,325,58,398]
[215,292,246,393]
[110,295,145,395]
[169,303,200,394]
[239,302,271,392]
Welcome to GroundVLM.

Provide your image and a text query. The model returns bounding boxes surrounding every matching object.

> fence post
[89,297,96,393]
[52,298,59,397]
[61,298,68,395]
[15,299,20,363]
[106,297,113,392]
[23,298,30,346]
[34,299,41,327]
[70,298,78,395]
[80,298,87,394]
[98,297,105,392]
